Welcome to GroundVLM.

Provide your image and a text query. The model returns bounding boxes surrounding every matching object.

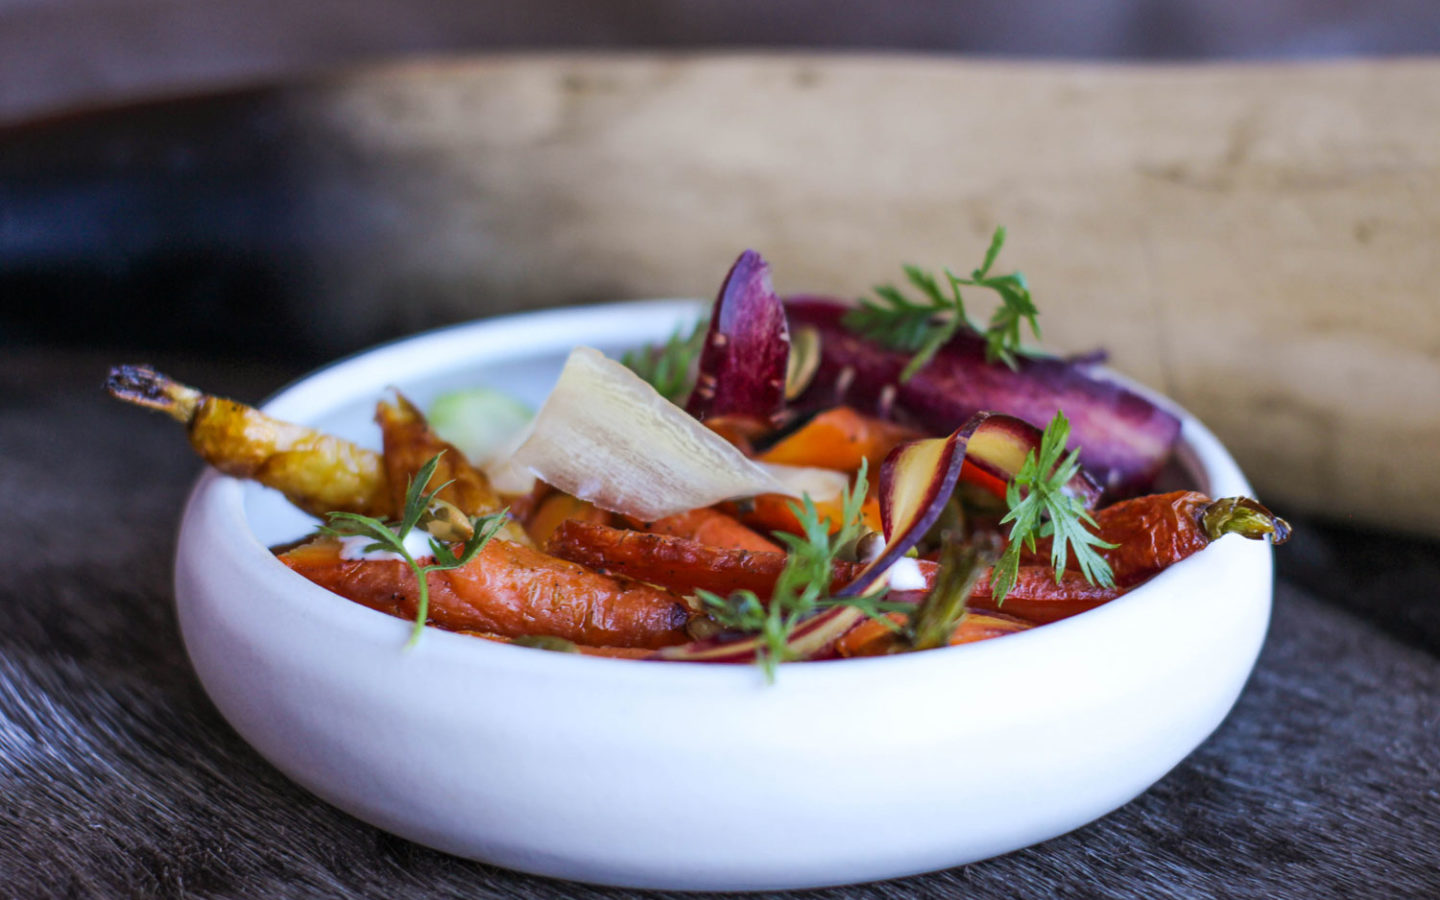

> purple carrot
[686,250,791,427]
[785,297,1181,498]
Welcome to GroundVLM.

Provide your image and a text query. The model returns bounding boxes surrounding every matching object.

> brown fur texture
[1,349,1437,899]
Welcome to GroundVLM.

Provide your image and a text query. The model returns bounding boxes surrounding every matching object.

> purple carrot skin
[955,413,1102,507]
[834,410,1100,599]
[846,413,992,598]
[784,298,1182,499]
[686,250,791,428]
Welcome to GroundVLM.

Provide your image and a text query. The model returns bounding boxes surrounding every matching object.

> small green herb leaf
[991,411,1116,604]
[907,537,986,651]
[621,317,708,404]
[844,226,1041,378]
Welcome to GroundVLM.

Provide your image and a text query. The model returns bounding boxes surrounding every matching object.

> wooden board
[5,54,1435,534]
[269,55,1439,534]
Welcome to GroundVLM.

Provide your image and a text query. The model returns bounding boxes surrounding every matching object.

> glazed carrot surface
[758,407,922,473]
[633,507,780,552]
[549,521,797,598]
[737,491,885,538]
[1023,490,1214,586]
[526,491,613,547]
[279,537,692,649]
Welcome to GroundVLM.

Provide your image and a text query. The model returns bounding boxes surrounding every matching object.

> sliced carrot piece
[949,610,1034,645]
[527,491,613,547]
[758,406,922,472]
[632,507,780,552]
[737,491,884,538]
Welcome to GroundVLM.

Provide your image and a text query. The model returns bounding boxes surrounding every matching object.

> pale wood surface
[270,55,1440,534]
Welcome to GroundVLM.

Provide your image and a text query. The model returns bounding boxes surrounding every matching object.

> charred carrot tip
[105,364,200,422]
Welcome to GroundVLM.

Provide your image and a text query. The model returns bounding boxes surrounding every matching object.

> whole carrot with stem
[280,535,693,649]
[106,364,389,519]
[1023,490,1291,587]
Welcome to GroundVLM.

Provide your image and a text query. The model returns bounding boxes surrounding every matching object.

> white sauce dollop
[336,528,437,562]
[885,556,929,591]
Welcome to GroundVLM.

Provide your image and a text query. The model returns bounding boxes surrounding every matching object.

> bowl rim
[185,298,1259,690]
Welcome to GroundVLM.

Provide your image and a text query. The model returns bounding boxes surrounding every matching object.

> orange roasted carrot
[376,392,532,546]
[279,537,692,649]
[758,407,922,472]
[737,491,884,538]
[549,522,797,598]
[834,610,1033,657]
[527,491,613,547]
[1022,490,1290,587]
[702,415,762,455]
[949,611,1034,645]
[968,569,1121,623]
[632,507,780,552]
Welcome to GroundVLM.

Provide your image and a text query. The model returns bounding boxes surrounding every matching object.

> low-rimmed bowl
[174,300,1272,891]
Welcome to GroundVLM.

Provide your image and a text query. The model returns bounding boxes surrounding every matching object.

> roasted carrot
[1023,490,1291,586]
[737,491,884,538]
[833,610,1033,657]
[279,536,693,649]
[548,520,1122,623]
[702,415,762,455]
[968,569,1122,623]
[526,491,614,547]
[549,522,800,598]
[106,364,389,519]
[948,611,1034,645]
[758,406,922,472]
[376,392,532,546]
[631,507,780,552]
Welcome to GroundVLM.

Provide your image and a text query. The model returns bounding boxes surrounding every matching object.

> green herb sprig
[320,452,510,646]
[844,226,1041,380]
[991,411,1116,603]
[621,317,708,404]
[906,537,986,651]
[695,461,905,681]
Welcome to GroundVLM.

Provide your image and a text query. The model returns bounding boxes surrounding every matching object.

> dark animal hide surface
[1,349,1436,900]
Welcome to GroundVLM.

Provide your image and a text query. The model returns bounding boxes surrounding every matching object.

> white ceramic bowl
[174,300,1272,891]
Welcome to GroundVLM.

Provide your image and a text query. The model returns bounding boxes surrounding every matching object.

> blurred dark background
[3,1,1439,126]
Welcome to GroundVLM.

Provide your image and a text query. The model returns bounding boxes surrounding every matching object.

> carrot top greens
[844,226,1041,379]
[992,411,1116,604]
[620,317,707,405]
